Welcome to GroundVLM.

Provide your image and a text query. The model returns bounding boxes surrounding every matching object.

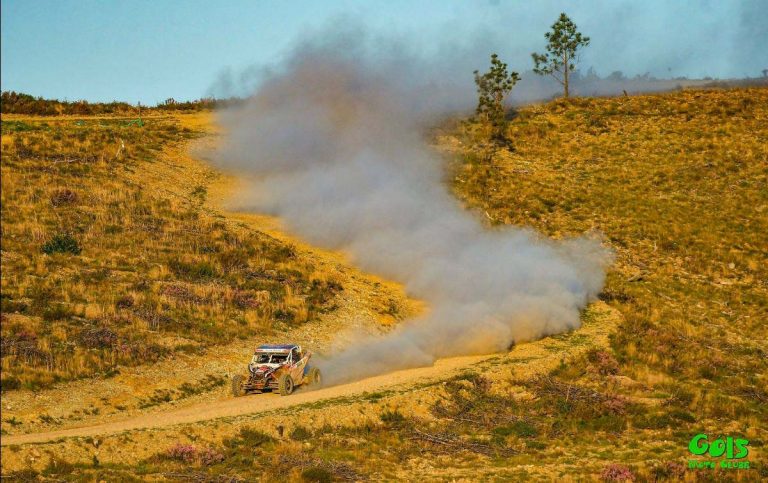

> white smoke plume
[211,30,613,384]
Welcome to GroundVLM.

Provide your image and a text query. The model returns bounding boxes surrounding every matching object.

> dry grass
[0,116,343,390]
[440,86,768,477]
[6,88,766,480]
[447,87,767,417]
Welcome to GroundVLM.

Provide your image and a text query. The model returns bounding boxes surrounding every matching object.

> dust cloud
[211,30,613,384]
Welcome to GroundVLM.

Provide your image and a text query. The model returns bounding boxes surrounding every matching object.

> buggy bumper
[244,377,279,392]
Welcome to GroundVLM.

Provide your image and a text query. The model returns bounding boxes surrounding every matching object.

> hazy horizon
[2,0,766,104]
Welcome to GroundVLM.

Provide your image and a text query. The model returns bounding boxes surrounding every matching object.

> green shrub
[289,426,312,441]
[379,409,407,426]
[168,259,217,280]
[301,467,333,483]
[0,297,28,314]
[225,427,274,449]
[41,234,81,255]
[526,440,547,450]
[668,409,696,423]
[493,420,538,439]
[0,377,21,392]
[42,303,73,321]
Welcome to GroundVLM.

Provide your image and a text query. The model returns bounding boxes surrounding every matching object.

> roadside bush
[273,309,296,323]
[0,297,28,314]
[42,457,75,476]
[301,467,333,483]
[50,188,78,206]
[601,463,635,481]
[26,284,55,307]
[198,447,225,466]
[161,284,203,304]
[232,290,260,309]
[379,409,407,427]
[224,427,274,449]
[42,234,81,255]
[115,295,134,309]
[651,462,685,480]
[218,250,250,273]
[502,420,538,438]
[166,443,197,463]
[587,349,619,375]
[290,425,312,441]
[0,377,21,391]
[168,259,217,280]
[78,326,118,349]
[42,303,73,321]
[164,442,225,466]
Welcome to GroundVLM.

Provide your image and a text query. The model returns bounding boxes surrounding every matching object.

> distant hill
[0,91,242,116]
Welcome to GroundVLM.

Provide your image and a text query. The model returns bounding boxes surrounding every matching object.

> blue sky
[2,1,765,104]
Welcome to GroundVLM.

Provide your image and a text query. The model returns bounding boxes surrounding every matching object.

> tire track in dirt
[1,354,488,446]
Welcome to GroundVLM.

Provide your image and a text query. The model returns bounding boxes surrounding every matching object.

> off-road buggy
[231,344,321,396]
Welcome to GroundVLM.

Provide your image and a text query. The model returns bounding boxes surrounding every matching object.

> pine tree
[532,13,590,98]
[474,54,520,142]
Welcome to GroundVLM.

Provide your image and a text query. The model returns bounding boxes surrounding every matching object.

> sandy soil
[1,353,490,446]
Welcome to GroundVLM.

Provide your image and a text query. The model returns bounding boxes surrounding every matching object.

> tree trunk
[564,74,569,98]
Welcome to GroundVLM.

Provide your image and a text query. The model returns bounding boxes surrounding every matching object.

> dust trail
[211,30,612,384]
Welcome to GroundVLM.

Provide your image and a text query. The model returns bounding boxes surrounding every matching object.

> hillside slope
[0,113,412,435]
[448,87,767,405]
[445,87,767,478]
[2,88,766,480]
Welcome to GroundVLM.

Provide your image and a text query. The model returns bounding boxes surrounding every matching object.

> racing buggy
[231,344,321,396]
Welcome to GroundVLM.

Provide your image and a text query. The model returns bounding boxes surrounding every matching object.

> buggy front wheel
[278,374,295,396]
[232,374,246,397]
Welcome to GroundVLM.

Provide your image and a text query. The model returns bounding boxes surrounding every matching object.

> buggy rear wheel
[278,373,294,396]
[232,374,246,397]
[307,367,322,387]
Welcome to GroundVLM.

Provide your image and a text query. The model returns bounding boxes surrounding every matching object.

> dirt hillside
[1,112,621,480]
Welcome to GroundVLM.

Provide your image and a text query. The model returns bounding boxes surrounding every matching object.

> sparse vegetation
[0,115,343,389]
[137,374,227,408]
[448,87,767,428]
[4,87,766,481]
[444,86,767,476]
[164,443,224,466]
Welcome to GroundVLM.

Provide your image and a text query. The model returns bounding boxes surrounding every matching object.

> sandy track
[2,299,620,447]
[1,354,490,446]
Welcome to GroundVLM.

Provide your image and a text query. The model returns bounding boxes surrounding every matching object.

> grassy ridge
[449,88,767,411]
[0,116,343,390]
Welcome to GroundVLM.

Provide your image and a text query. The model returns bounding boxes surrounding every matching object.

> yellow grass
[0,114,345,389]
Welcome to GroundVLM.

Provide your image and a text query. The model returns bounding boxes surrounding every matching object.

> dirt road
[1,299,619,447]
[1,354,491,446]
